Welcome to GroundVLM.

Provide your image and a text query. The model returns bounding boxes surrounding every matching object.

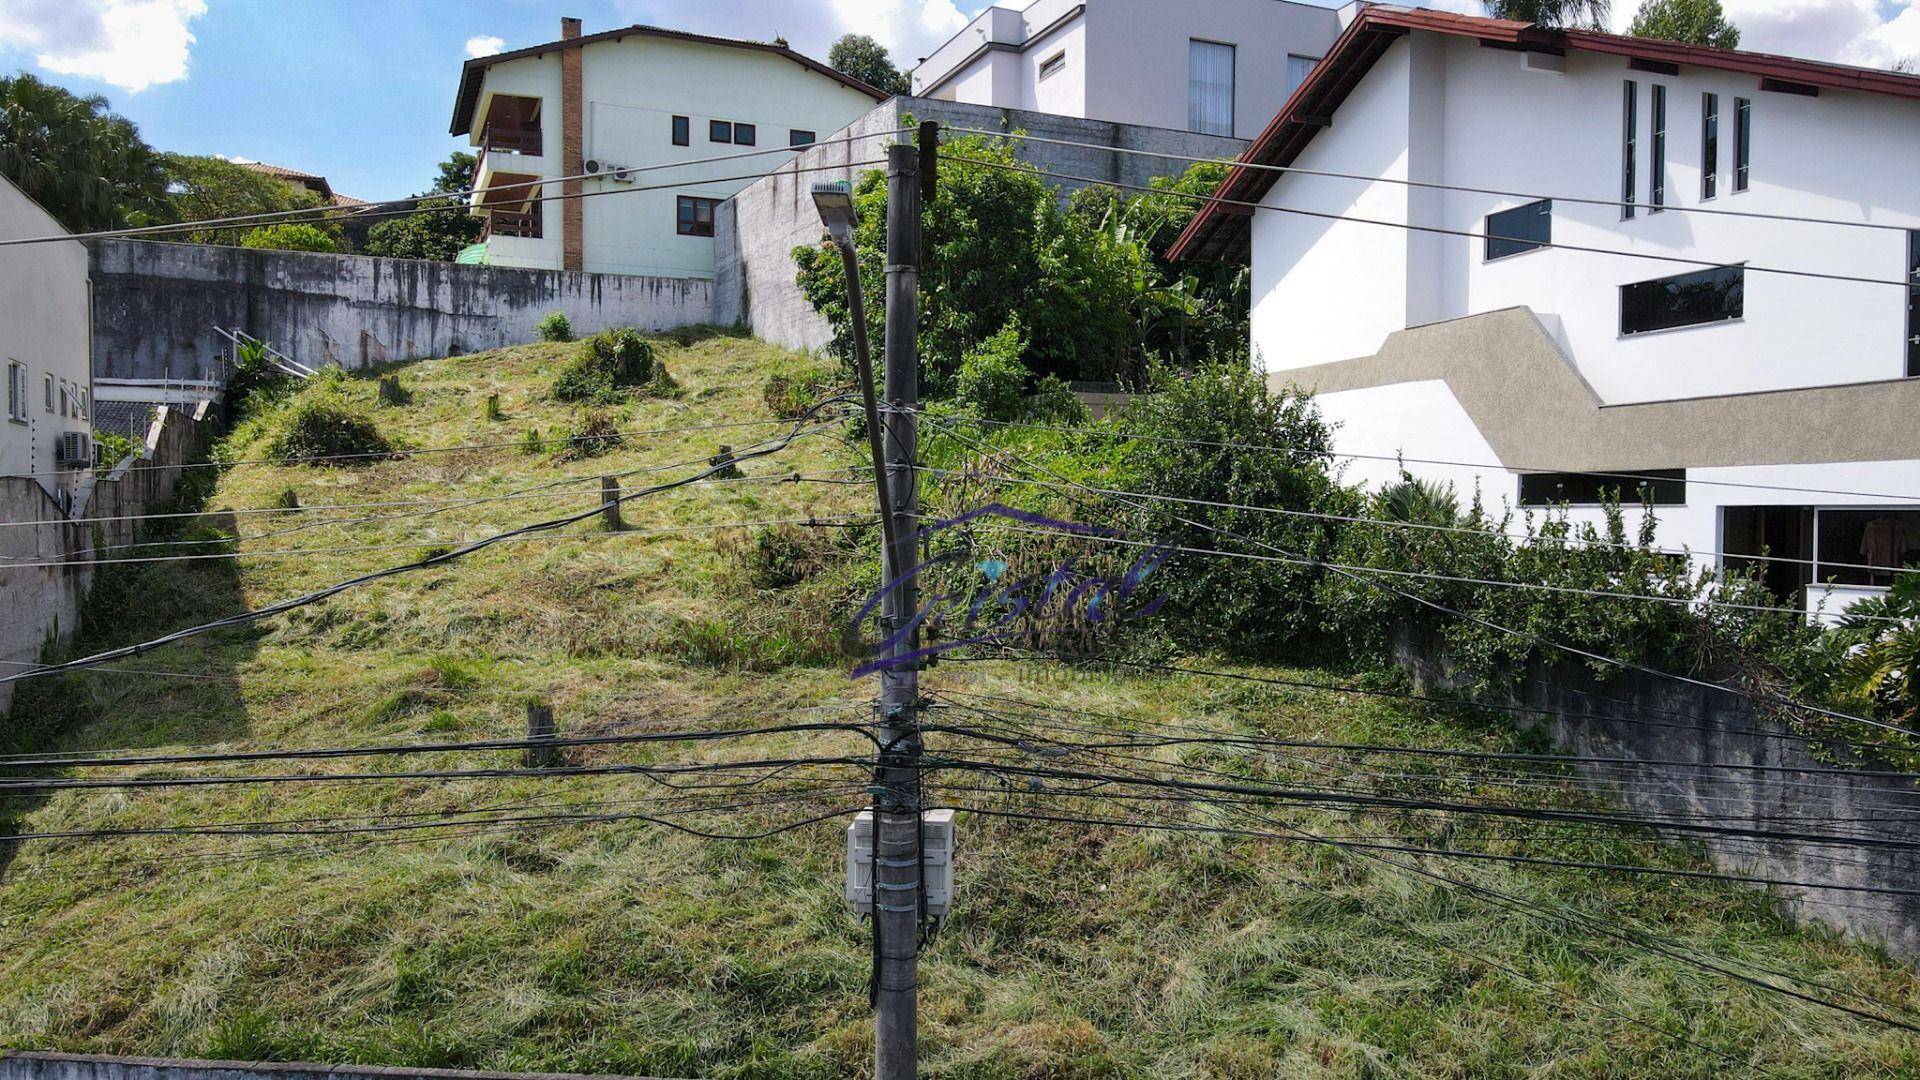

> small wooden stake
[525,702,558,769]
[600,475,623,530]
[377,376,405,405]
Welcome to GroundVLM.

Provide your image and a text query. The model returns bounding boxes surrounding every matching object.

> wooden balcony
[483,204,542,240]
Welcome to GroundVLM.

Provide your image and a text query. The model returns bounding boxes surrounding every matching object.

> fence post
[525,702,558,769]
[600,476,623,530]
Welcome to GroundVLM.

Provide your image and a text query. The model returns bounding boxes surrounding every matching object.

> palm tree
[0,73,166,232]
[1486,0,1612,30]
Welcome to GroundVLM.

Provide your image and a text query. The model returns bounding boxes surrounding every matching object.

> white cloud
[827,0,970,60]
[0,0,204,92]
[464,34,504,59]
[611,0,983,65]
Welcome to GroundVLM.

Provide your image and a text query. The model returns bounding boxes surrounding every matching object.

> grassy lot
[3,331,1919,1078]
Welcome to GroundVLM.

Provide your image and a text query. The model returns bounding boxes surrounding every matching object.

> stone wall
[1393,628,1920,961]
[0,1054,669,1080]
[88,241,714,382]
[714,96,1246,352]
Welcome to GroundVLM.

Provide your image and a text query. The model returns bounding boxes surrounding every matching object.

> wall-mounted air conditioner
[56,430,91,467]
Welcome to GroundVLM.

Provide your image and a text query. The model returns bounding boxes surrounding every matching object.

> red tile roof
[1169,4,1920,264]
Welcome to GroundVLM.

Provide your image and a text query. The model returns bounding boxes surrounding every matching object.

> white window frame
[1187,39,1236,137]
[6,362,25,424]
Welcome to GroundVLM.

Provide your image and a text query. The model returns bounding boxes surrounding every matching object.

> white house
[1170,6,1920,615]
[450,19,888,277]
[1,173,93,504]
[911,0,1360,139]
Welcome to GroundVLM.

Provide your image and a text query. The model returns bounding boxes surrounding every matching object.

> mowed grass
[2,330,1918,1077]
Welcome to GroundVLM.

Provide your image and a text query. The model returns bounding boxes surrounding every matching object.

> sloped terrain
[3,331,1918,1078]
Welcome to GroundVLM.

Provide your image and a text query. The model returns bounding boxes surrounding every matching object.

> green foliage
[537,310,575,343]
[826,33,910,95]
[1822,573,1920,731]
[1630,0,1741,46]
[363,195,483,261]
[91,429,138,472]
[0,73,167,232]
[225,338,289,419]
[265,383,395,466]
[482,393,504,421]
[519,426,544,454]
[239,222,338,253]
[552,329,674,403]
[760,353,841,419]
[951,319,1088,425]
[159,154,338,246]
[431,151,477,195]
[557,409,622,460]
[1486,0,1612,28]
[1376,472,1461,526]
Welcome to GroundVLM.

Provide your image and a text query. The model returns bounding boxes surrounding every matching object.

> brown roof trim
[450,24,889,135]
[1169,4,1920,265]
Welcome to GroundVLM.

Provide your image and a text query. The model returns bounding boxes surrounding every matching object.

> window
[789,129,816,147]
[734,123,756,146]
[1649,84,1666,212]
[1188,40,1235,137]
[1814,507,1920,587]
[77,388,86,420]
[671,115,690,147]
[676,195,719,237]
[1701,92,1718,200]
[6,362,24,423]
[1038,50,1066,80]
[1621,81,1637,220]
[43,372,52,412]
[1907,230,1918,378]
[58,381,68,417]
[1485,199,1551,260]
[1620,264,1743,335]
[1734,97,1751,192]
[1286,54,1319,97]
[1519,469,1686,507]
[709,119,732,144]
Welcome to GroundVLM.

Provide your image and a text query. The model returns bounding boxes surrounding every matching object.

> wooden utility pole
[872,132,928,1080]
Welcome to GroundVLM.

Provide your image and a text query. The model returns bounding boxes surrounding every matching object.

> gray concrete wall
[88,241,715,382]
[0,1054,672,1080]
[715,96,1245,352]
[1394,627,1920,961]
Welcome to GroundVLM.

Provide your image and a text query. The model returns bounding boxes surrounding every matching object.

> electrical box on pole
[846,809,956,920]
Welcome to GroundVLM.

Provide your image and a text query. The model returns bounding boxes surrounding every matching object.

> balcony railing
[481,123,542,155]
[484,205,542,239]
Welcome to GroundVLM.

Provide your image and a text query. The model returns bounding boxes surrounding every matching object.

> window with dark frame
[1485,199,1551,261]
[6,362,24,424]
[1620,264,1744,335]
[734,123,756,146]
[709,119,732,144]
[1907,230,1919,378]
[1518,469,1686,507]
[1038,50,1066,80]
[1621,81,1636,219]
[671,115,690,146]
[1734,97,1751,192]
[1701,92,1719,200]
[1649,84,1666,212]
[676,195,719,237]
[789,129,816,147]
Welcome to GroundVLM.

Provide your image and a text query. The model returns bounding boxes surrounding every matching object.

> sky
[0,0,1914,202]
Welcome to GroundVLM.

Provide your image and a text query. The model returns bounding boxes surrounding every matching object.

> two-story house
[1,173,93,506]
[911,0,1360,139]
[449,19,888,278]
[1171,6,1920,616]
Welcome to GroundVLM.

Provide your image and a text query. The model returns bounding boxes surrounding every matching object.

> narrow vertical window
[1734,97,1751,192]
[1701,92,1718,200]
[43,373,52,412]
[1649,84,1666,213]
[6,362,24,423]
[1621,81,1637,220]
[671,115,690,146]
[1286,54,1319,96]
[1907,230,1919,378]
[1188,40,1236,136]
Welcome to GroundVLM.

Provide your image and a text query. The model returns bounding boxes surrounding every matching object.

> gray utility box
[845,809,955,917]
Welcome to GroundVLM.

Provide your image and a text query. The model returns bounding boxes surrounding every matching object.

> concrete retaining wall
[88,241,715,382]
[1394,629,1920,961]
[1,401,214,716]
[0,1054,670,1080]
[714,96,1245,352]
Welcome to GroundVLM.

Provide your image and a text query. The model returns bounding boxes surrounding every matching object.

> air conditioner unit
[611,166,635,183]
[584,158,604,175]
[56,430,91,467]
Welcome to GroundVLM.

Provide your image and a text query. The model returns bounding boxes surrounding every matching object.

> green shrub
[91,429,138,472]
[483,393,503,421]
[536,311,574,343]
[552,329,674,403]
[557,409,622,460]
[952,320,1090,426]
[239,223,338,253]
[266,399,394,465]
[762,353,842,419]
[519,427,544,455]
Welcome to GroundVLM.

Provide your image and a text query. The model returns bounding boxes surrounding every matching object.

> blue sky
[0,0,1914,202]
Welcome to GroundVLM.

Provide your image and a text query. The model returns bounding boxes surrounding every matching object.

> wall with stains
[88,240,715,382]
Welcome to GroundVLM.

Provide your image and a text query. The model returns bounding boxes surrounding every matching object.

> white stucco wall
[0,175,91,497]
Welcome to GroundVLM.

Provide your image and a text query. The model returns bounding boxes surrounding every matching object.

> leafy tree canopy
[431,150,476,195]
[159,153,336,246]
[239,222,338,253]
[827,33,910,95]
[1485,0,1611,29]
[363,151,485,261]
[0,72,166,232]
[1629,0,1740,48]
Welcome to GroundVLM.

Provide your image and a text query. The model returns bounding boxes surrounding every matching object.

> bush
[952,319,1090,426]
[557,409,622,460]
[762,354,842,419]
[266,399,394,465]
[239,223,338,253]
[552,329,674,403]
[537,311,574,343]
[91,429,138,472]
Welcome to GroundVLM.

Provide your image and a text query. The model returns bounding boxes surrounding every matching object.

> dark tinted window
[677,195,719,237]
[789,129,816,147]
[1620,265,1743,335]
[1620,81,1636,219]
[1519,469,1686,506]
[1701,92,1718,200]
[734,123,756,146]
[1485,199,1551,260]
[1908,230,1918,378]
[1649,84,1666,212]
[709,119,732,143]
[1734,97,1751,192]
[671,115,689,146]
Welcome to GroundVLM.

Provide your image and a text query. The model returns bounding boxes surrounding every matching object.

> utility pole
[872,131,927,1080]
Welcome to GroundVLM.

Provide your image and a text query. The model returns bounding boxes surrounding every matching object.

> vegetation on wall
[239,223,339,253]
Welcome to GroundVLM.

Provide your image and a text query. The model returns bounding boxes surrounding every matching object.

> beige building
[0,173,92,505]
[450,19,888,278]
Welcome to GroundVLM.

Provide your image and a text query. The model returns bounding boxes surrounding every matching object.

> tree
[1484,0,1611,29]
[1629,0,1740,48]
[239,222,338,253]
[431,150,476,195]
[827,33,910,95]
[158,153,336,245]
[0,73,166,232]
[363,152,485,261]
